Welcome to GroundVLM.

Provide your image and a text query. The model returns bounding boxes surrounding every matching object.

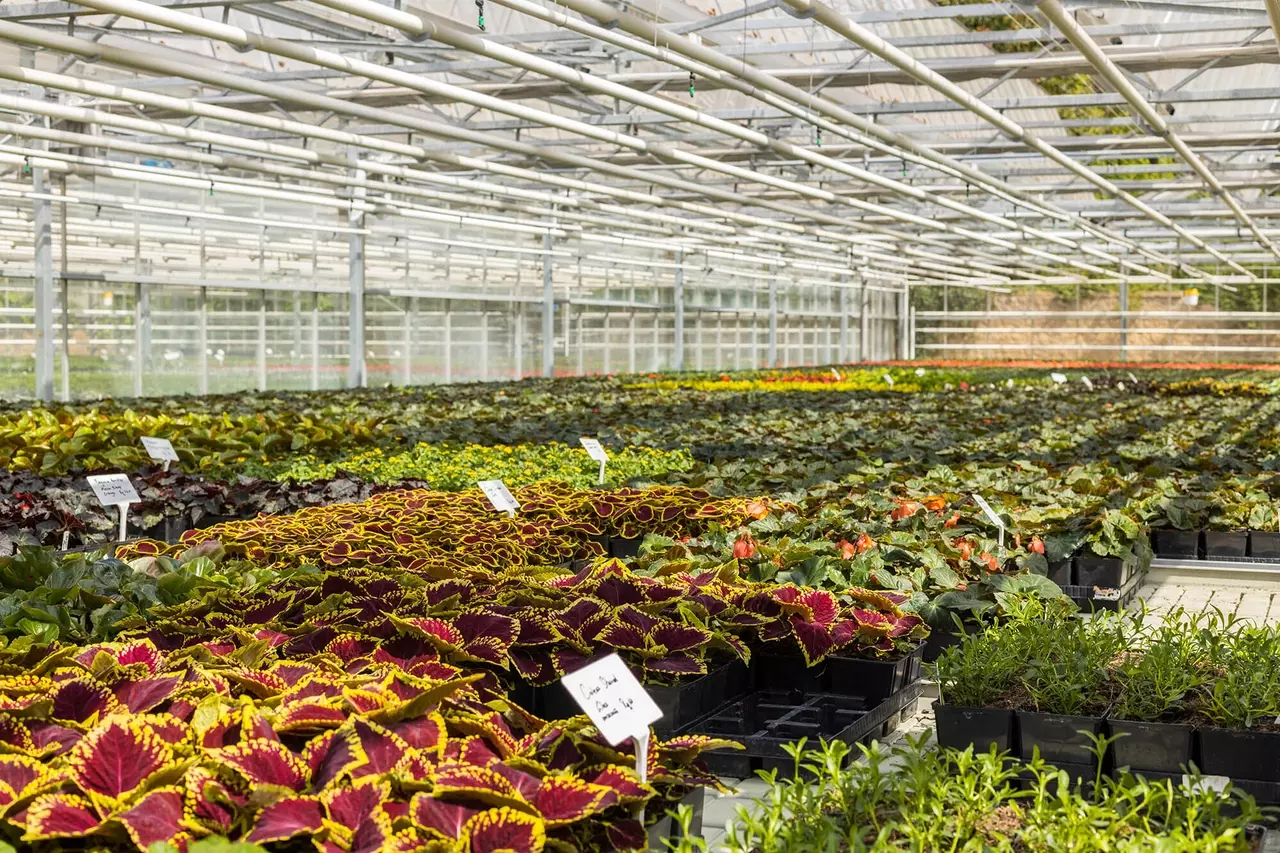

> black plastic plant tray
[685,681,924,778]
[1063,567,1145,613]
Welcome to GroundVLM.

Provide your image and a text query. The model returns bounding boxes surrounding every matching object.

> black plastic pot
[1047,559,1074,586]
[1151,529,1200,559]
[1108,719,1194,774]
[608,536,643,558]
[752,649,823,696]
[1203,531,1248,560]
[1199,727,1280,783]
[934,702,1015,755]
[645,788,704,851]
[823,646,922,703]
[1075,556,1129,588]
[1249,531,1280,560]
[1017,711,1105,766]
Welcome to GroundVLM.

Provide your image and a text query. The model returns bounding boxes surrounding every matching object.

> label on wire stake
[140,436,178,464]
[560,653,662,746]
[478,480,519,515]
[579,438,608,463]
[86,474,139,507]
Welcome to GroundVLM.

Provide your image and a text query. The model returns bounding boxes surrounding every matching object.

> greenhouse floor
[698,567,1280,849]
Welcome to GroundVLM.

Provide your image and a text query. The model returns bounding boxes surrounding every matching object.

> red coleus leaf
[324,779,388,828]
[275,702,347,735]
[584,765,651,802]
[605,818,647,851]
[350,719,409,777]
[23,793,102,840]
[431,762,527,810]
[789,617,836,667]
[394,617,464,651]
[597,622,648,653]
[531,776,611,826]
[462,806,547,853]
[650,622,712,653]
[51,679,119,725]
[0,755,43,798]
[411,793,481,839]
[68,719,172,803]
[112,675,182,714]
[209,739,309,792]
[642,654,705,676]
[389,712,446,754]
[246,796,325,844]
[184,767,245,834]
[111,786,184,850]
[456,612,519,650]
[28,721,81,756]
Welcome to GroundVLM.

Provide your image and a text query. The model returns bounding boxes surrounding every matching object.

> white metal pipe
[46,3,1100,277]
[1034,0,1280,268]
[307,0,1134,270]
[528,0,1191,279]
[773,0,1239,280]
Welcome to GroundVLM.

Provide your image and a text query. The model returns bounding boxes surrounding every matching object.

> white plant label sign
[87,474,140,542]
[882,374,894,387]
[831,368,842,381]
[1127,371,1139,384]
[579,437,608,485]
[87,474,140,508]
[561,653,662,747]
[1081,376,1094,390]
[140,436,178,471]
[478,479,520,517]
[971,493,1005,553]
[1050,372,1067,384]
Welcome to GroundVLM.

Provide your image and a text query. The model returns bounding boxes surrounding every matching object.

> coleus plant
[0,635,734,852]
[736,585,928,665]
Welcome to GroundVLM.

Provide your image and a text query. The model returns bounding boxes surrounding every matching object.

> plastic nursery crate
[1063,567,1145,613]
[684,681,925,779]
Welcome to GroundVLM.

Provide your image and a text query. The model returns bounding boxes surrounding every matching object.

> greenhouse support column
[839,285,850,363]
[542,233,554,378]
[403,297,415,385]
[673,251,685,371]
[768,274,778,368]
[310,293,320,391]
[859,282,870,362]
[197,287,208,396]
[443,302,452,384]
[1118,279,1129,362]
[133,283,145,397]
[32,166,54,403]
[58,175,70,402]
[256,292,267,392]
[898,288,909,360]
[515,303,525,379]
[347,164,366,389]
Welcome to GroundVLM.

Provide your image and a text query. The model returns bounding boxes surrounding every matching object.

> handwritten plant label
[1127,371,1139,384]
[478,479,519,516]
[579,437,608,463]
[1049,372,1067,384]
[1081,375,1094,390]
[971,494,1003,531]
[831,368,842,381]
[86,474,140,507]
[560,653,662,746]
[140,436,178,466]
[882,374,894,387]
